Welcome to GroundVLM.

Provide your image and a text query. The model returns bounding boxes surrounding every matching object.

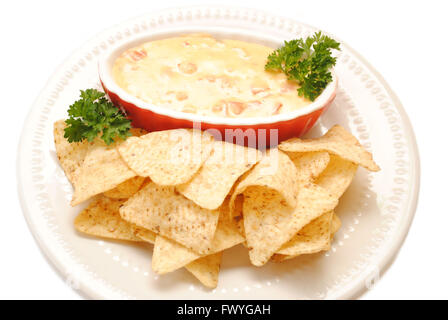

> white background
[1,0,447,299]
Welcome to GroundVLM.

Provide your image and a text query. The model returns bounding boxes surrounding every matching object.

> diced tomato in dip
[113,34,311,118]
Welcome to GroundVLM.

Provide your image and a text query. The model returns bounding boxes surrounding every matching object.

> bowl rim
[98,27,338,126]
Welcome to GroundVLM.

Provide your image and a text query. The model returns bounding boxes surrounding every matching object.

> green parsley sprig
[265,31,340,101]
[64,89,131,145]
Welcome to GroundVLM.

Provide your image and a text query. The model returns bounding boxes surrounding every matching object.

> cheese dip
[113,34,311,118]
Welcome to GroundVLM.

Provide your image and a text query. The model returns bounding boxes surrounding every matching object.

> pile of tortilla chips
[54,120,379,288]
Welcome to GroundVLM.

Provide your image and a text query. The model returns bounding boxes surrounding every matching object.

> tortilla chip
[177,141,261,210]
[271,155,354,262]
[331,214,342,235]
[185,252,222,289]
[134,226,157,244]
[54,120,89,184]
[273,211,334,261]
[315,155,358,198]
[288,151,330,182]
[71,139,137,206]
[243,183,338,266]
[152,236,198,273]
[273,211,343,262]
[54,122,147,186]
[103,176,147,199]
[74,195,141,241]
[232,195,245,236]
[119,182,219,254]
[152,204,244,274]
[117,129,213,185]
[230,149,299,216]
[279,125,380,171]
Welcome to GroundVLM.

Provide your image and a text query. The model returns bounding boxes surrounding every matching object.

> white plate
[17,5,420,300]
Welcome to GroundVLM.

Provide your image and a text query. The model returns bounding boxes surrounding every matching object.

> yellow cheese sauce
[113,34,311,118]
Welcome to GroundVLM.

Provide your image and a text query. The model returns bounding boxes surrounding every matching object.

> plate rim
[16,4,420,300]
[325,39,420,299]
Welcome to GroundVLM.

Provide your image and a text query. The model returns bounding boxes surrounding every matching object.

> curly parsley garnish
[64,89,131,145]
[265,31,340,101]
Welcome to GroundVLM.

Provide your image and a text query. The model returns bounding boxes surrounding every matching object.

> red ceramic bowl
[99,29,337,148]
